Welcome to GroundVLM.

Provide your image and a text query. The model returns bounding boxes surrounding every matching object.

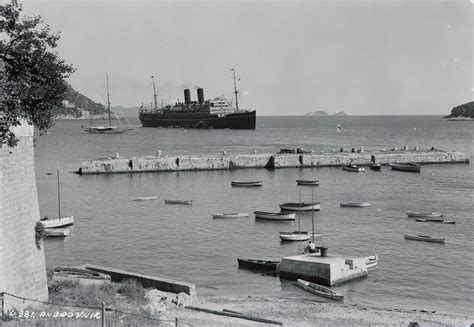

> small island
[304,110,347,116]
[444,102,474,120]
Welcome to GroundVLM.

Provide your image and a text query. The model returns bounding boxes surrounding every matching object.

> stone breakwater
[77,149,469,175]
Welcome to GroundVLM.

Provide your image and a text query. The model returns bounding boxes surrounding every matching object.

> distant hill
[304,111,347,116]
[444,102,474,120]
[53,84,108,119]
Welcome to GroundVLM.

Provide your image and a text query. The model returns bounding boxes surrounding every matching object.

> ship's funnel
[197,88,204,104]
[184,89,191,105]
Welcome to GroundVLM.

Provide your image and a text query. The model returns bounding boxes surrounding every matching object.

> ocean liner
[139,70,256,129]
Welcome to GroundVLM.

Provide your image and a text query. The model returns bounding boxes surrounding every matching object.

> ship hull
[139,110,256,129]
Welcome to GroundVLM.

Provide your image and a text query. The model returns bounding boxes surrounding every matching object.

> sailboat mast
[311,187,314,242]
[106,73,111,127]
[151,75,158,110]
[231,68,239,112]
[298,189,301,234]
[57,163,61,220]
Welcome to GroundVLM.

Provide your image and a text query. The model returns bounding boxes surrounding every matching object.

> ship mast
[151,75,158,110]
[231,68,239,112]
[106,73,111,127]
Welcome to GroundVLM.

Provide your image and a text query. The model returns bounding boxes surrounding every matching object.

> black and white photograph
[0,0,472,325]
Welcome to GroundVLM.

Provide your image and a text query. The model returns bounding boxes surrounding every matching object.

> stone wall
[0,124,48,309]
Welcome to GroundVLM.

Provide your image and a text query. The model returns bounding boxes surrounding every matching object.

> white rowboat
[231,181,263,187]
[279,202,320,211]
[407,212,442,218]
[390,163,421,173]
[342,165,366,173]
[415,219,455,224]
[279,231,310,241]
[296,279,344,301]
[254,211,296,220]
[131,196,158,201]
[212,213,249,218]
[296,179,319,186]
[365,254,378,269]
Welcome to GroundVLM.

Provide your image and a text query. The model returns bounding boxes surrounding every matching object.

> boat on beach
[340,202,371,208]
[164,199,193,205]
[279,202,320,211]
[404,234,445,244]
[342,165,366,173]
[131,196,158,201]
[365,254,379,268]
[296,279,344,301]
[44,228,70,238]
[254,211,296,220]
[407,212,443,218]
[212,213,249,218]
[415,219,455,224]
[296,179,319,186]
[231,180,263,187]
[390,163,421,173]
[237,258,280,271]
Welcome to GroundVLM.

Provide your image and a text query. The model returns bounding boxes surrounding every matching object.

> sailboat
[41,164,74,229]
[84,74,133,134]
[279,190,310,241]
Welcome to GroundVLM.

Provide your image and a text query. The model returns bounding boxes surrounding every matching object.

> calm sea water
[34,116,473,316]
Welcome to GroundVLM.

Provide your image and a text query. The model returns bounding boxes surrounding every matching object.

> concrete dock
[77,148,469,175]
[278,254,367,286]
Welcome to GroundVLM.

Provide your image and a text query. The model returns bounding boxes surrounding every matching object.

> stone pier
[77,148,469,175]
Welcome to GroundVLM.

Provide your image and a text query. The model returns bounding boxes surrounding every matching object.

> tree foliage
[0,2,74,146]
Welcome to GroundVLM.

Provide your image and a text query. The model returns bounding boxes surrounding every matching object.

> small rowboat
[404,234,445,244]
[342,165,366,173]
[41,216,74,229]
[212,213,249,218]
[296,279,344,301]
[340,202,371,208]
[231,181,263,187]
[296,179,319,186]
[279,202,320,211]
[369,163,381,171]
[131,196,158,201]
[44,228,70,238]
[415,219,455,224]
[407,212,442,218]
[390,163,421,173]
[237,258,280,271]
[254,211,296,220]
[279,231,310,241]
[365,254,378,269]
[164,199,193,205]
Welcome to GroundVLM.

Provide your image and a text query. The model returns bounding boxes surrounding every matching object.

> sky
[17,0,473,115]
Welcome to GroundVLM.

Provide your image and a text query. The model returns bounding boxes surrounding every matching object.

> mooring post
[175,317,179,326]
[1,292,4,321]
[101,302,106,327]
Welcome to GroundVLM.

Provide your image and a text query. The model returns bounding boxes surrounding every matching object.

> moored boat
[342,165,366,173]
[131,196,158,201]
[44,228,70,238]
[365,254,378,269]
[279,231,310,241]
[296,279,344,301]
[390,163,421,173]
[340,202,371,208]
[254,211,296,220]
[415,219,455,224]
[407,212,443,218]
[41,216,74,229]
[279,202,320,211]
[164,199,193,205]
[369,163,381,171]
[212,213,249,218]
[237,258,280,271]
[404,234,445,244]
[296,179,319,186]
[231,180,263,187]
